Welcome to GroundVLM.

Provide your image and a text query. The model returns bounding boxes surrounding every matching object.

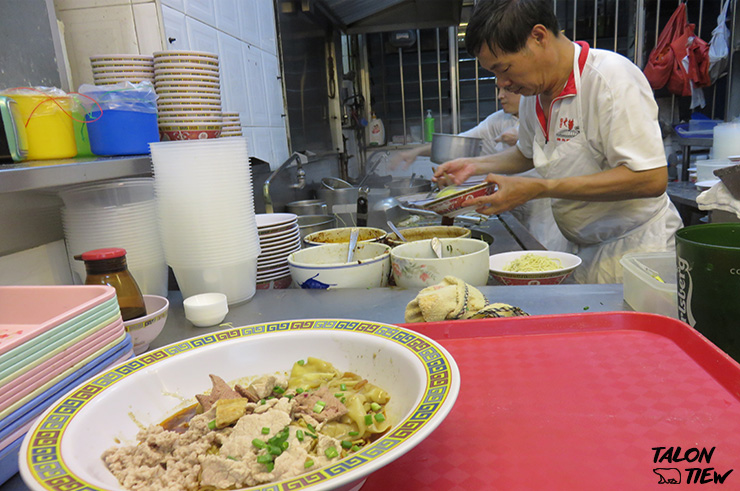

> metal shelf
[0,155,152,194]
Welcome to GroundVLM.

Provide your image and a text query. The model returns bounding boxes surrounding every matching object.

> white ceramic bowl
[288,242,391,289]
[390,237,490,288]
[123,294,169,354]
[488,250,582,285]
[19,319,459,491]
[182,292,228,327]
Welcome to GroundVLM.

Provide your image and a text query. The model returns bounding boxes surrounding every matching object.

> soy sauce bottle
[75,248,146,321]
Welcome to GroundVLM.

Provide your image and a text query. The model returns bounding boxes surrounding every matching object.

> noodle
[503,253,563,272]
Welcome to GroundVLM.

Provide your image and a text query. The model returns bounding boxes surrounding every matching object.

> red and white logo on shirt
[555,117,580,142]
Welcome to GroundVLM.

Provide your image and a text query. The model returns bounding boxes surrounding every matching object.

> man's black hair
[465,0,561,58]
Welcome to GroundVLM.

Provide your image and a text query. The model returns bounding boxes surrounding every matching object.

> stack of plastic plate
[256,213,300,289]
[0,285,133,486]
[221,112,242,137]
[58,178,168,297]
[90,54,154,85]
[153,50,223,141]
[150,137,260,304]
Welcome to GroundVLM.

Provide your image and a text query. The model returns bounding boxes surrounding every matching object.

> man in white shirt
[434,0,683,283]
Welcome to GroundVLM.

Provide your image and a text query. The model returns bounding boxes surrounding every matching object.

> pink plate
[422,183,494,216]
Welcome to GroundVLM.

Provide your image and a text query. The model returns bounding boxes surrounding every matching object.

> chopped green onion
[340,383,347,391]
[273,386,285,394]
[364,414,373,426]
[227,455,237,461]
[304,459,314,468]
[262,427,270,435]
[341,397,346,404]
[268,445,282,456]
[295,388,304,394]
[260,399,266,405]
[348,431,359,436]
[307,423,316,433]
[296,430,304,441]
[252,439,266,449]
[341,440,352,449]
[281,441,289,450]
[257,454,273,464]
[313,402,325,413]
[265,462,275,472]
[297,359,305,366]
[325,446,339,459]
[351,444,361,452]
[374,413,386,423]
[370,402,381,412]
[306,431,318,439]
[207,420,216,430]
[335,392,344,398]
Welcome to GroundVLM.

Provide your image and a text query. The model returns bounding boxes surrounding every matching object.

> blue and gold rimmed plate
[19,319,460,491]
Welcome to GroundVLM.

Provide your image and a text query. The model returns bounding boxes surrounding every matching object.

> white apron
[530,44,683,284]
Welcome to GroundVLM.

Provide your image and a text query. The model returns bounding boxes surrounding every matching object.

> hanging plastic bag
[708,0,731,83]
[644,3,688,90]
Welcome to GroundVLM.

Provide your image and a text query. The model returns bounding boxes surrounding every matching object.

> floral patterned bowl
[488,250,582,285]
[421,183,495,217]
[390,238,490,288]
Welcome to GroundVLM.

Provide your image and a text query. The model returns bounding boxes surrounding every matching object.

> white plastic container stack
[149,137,260,304]
[59,178,168,297]
[620,252,678,318]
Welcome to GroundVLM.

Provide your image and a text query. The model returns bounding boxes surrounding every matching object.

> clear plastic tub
[620,252,677,318]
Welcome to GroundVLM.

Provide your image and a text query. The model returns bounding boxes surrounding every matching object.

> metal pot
[386,177,432,196]
[287,199,327,216]
[297,214,336,241]
[430,133,482,164]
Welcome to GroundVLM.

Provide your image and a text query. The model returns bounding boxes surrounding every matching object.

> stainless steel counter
[150,284,627,350]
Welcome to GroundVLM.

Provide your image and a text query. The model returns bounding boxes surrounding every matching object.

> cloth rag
[404,276,529,323]
[696,181,740,219]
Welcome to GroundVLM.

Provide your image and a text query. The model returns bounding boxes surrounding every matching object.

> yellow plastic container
[9,94,77,160]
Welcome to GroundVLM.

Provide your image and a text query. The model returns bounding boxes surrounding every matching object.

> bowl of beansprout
[488,250,582,285]
[19,319,460,491]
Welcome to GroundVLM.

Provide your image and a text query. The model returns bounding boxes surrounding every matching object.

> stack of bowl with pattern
[153,50,223,141]
[221,112,243,137]
[90,54,154,85]
[255,213,300,289]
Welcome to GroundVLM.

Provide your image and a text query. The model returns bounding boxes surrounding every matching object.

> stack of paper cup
[153,50,223,141]
[90,54,155,85]
[149,137,260,304]
[221,112,242,137]
[58,178,168,297]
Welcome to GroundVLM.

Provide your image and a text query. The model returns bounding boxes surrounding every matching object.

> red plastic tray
[362,312,740,490]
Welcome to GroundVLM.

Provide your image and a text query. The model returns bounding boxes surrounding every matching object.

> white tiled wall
[161,0,288,168]
[54,0,289,169]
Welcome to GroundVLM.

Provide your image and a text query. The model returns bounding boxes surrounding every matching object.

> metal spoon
[430,237,443,258]
[386,220,408,242]
[347,227,360,262]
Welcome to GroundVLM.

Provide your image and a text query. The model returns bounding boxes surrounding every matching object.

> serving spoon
[347,227,360,262]
[430,237,443,258]
[386,220,408,242]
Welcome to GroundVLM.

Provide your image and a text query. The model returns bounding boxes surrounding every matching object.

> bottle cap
[76,247,128,261]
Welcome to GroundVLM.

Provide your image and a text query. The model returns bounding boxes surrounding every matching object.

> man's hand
[432,158,481,186]
[468,174,547,215]
[495,128,519,147]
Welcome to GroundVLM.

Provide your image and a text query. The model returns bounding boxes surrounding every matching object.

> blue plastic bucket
[86,110,159,156]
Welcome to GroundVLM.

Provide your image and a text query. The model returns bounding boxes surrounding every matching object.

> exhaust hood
[314,0,463,34]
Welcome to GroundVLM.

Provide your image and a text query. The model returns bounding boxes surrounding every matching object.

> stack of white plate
[58,178,168,297]
[149,137,260,304]
[221,112,242,137]
[90,54,154,85]
[255,213,300,289]
[153,50,223,141]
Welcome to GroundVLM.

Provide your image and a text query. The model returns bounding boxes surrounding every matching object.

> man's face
[498,87,521,115]
[477,36,548,97]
